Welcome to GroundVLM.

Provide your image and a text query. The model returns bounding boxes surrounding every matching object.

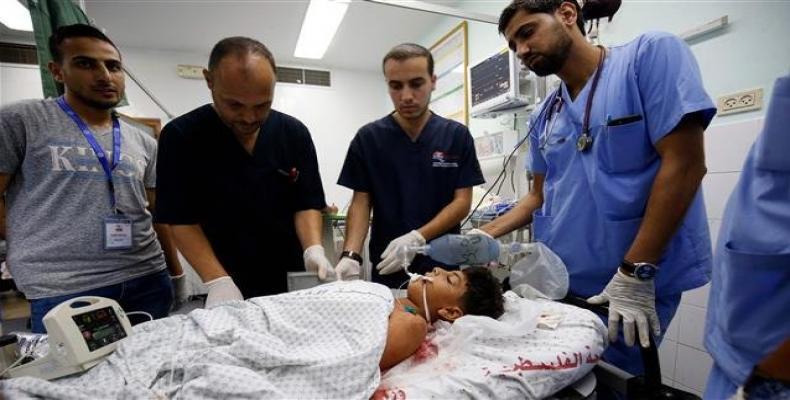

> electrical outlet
[717,88,763,115]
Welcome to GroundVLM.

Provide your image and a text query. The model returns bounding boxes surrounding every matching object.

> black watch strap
[619,260,637,277]
[340,250,363,264]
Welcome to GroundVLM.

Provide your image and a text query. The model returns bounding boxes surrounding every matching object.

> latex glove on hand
[303,245,336,281]
[587,270,661,348]
[377,230,426,275]
[204,276,243,308]
[335,257,361,280]
[170,272,189,310]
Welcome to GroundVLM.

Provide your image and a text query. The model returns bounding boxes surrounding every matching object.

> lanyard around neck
[56,97,122,212]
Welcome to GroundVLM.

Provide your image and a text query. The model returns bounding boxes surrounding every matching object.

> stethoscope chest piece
[577,133,593,152]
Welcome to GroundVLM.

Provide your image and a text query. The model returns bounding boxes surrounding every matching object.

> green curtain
[27,0,90,98]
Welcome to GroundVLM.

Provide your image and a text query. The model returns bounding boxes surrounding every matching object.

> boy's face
[407,267,467,321]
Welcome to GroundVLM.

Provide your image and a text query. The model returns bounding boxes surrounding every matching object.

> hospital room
[0,0,788,398]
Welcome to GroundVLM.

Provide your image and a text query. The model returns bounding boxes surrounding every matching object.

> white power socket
[717,88,763,115]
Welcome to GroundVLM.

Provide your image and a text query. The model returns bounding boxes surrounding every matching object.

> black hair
[208,36,276,72]
[382,43,434,76]
[460,267,505,319]
[498,0,586,37]
[48,24,119,63]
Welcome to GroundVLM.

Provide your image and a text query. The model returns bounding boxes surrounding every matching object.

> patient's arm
[379,309,428,370]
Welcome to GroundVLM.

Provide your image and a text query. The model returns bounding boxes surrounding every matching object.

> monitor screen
[470,51,511,107]
[72,306,127,352]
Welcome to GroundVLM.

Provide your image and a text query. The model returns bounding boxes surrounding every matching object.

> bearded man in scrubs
[472,0,717,375]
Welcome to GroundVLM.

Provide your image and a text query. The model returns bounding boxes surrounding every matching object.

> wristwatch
[619,260,658,281]
[340,250,363,264]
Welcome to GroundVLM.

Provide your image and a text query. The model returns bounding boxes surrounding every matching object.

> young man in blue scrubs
[704,75,790,399]
[335,43,485,287]
[473,0,717,375]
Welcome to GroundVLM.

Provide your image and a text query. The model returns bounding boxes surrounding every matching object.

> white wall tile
[659,339,678,382]
[678,305,708,351]
[705,118,763,173]
[682,283,711,308]
[675,344,713,393]
[665,314,680,342]
[702,173,740,219]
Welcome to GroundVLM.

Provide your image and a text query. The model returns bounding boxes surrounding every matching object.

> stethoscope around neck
[539,46,606,153]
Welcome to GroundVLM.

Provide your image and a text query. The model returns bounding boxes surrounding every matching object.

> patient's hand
[379,309,428,370]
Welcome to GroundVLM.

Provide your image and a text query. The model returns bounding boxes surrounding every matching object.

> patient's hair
[460,267,505,319]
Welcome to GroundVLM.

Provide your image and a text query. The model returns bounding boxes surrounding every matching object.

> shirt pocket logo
[431,151,459,168]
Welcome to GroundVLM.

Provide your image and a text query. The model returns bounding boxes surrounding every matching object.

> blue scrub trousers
[705,365,738,399]
[30,269,173,333]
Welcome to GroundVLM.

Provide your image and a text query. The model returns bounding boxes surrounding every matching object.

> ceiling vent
[275,66,331,87]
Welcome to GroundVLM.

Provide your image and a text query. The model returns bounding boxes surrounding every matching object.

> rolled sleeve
[527,111,547,174]
[0,106,26,175]
[337,134,371,193]
[456,128,485,188]
[293,126,327,212]
[635,32,717,144]
[154,123,200,224]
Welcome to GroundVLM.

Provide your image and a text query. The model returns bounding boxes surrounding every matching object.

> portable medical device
[3,296,132,380]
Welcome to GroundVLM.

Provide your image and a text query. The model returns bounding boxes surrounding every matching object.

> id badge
[103,215,133,250]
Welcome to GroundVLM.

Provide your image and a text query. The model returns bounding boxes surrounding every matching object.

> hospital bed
[0,281,698,400]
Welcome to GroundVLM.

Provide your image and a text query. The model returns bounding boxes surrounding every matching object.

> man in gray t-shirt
[0,24,180,333]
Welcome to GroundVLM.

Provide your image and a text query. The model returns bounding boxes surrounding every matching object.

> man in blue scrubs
[335,43,485,287]
[474,0,717,375]
[704,75,790,399]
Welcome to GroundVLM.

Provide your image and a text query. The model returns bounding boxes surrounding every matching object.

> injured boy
[0,268,504,399]
[381,266,505,369]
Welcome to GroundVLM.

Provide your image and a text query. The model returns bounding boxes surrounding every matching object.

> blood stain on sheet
[412,339,438,363]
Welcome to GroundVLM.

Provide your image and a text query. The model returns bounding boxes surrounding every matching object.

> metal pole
[122,66,175,120]
[361,0,498,25]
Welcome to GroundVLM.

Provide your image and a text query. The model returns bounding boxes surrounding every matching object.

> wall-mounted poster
[429,21,468,126]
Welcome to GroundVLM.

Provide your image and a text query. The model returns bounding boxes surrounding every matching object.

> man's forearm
[343,193,371,254]
[417,195,471,241]
[481,194,541,238]
[170,224,228,282]
[625,161,706,263]
[294,209,323,250]
[154,223,184,276]
[481,174,544,238]
[625,121,707,265]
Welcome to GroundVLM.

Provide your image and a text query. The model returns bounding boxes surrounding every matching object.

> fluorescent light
[0,0,33,32]
[294,0,350,59]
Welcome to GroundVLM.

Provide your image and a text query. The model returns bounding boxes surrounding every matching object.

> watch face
[634,264,657,280]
